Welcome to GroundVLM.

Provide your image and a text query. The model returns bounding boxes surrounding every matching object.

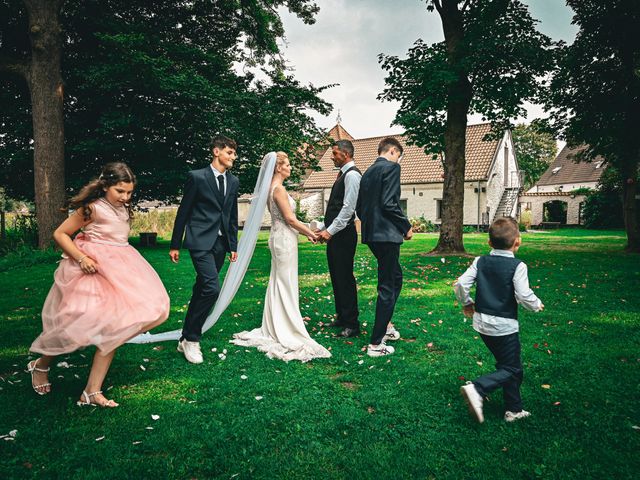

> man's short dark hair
[489,217,520,249]
[333,139,354,158]
[210,135,237,151]
[378,137,403,156]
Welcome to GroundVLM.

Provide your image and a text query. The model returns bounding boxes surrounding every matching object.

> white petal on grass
[255,396,263,401]
[151,414,160,421]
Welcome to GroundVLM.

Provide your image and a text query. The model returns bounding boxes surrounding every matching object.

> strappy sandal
[77,390,119,408]
[26,360,51,395]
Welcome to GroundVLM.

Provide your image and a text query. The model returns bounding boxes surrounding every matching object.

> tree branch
[433,0,443,14]
[461,0,471,12]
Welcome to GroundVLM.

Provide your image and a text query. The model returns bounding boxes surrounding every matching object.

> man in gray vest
[317,140,362,338]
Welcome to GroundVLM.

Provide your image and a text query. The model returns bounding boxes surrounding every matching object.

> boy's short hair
[378,137,404,155]
[210,135,237,151]
[489,217,520,249]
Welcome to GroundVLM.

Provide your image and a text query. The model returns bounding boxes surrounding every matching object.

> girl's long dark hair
[66,162,136,221]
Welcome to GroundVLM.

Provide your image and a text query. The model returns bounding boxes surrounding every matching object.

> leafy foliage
[379,0,552,155]
[545,0,640,249]
[0,0,331,203]
[512,122,557,189]
[582,167,625,229]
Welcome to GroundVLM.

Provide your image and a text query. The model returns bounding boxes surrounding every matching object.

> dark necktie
[217,174,225,196]
[336,170,343,180]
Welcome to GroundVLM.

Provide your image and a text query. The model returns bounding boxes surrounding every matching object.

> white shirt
[326,161,362,236]
[453,249,543,336]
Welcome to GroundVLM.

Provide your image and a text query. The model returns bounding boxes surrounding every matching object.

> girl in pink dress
[28,162,170,407]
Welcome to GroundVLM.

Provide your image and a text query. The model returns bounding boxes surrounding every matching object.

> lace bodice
[268,185,296,234]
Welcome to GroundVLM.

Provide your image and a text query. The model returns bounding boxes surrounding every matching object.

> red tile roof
[328,124,355,141]
[303,123,500,189]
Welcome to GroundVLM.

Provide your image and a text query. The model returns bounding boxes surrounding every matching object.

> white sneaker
[367,342,395,357]
[384,327,401,341]
[504,410,531,422]
[460,382,484,423]
[177,339,203,364]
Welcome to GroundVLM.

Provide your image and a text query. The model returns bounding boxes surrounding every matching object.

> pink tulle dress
[30,198,170,356]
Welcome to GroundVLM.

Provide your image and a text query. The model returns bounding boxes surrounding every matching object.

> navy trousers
[473,332,524,412]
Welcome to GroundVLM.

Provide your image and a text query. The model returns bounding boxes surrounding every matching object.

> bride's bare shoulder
[271,183,287,196]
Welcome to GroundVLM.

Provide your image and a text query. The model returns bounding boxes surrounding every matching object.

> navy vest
[475,255,523,319]
[325,165,361,228]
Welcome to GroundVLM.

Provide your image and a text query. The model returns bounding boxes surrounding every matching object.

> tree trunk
[621,158,640,252]
[24,0,66,249]
[432,0,472,254]
[619,43,640,253]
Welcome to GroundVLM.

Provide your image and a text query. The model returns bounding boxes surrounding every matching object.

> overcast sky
[278,0,578,139]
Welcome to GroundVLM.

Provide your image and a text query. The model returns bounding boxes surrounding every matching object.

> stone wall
[518,193,587,225]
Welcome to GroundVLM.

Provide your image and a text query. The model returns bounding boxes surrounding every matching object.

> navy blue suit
[171,166,239,341]
[357,157,411,344]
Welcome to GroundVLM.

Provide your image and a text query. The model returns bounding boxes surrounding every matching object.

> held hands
[538,303,545,312]
[317,230,332,243]
[78,255,98,274]
[230,251,238,262]
[462,303,475,318]
[169,249,180,263]
[306,231,319,244]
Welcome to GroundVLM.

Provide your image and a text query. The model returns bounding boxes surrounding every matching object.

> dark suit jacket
[356,157,411,244]
[170,166,239,252]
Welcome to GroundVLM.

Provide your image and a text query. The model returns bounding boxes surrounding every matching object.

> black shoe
[336,327,360,338]
[324,320,346,328]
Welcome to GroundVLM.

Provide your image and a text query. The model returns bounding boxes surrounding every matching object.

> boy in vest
[454,217,544,423]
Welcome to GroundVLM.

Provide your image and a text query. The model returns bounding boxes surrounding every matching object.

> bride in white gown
[231,152,331,362]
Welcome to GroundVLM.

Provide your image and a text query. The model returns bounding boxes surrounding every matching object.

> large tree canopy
[545,0,640,252]
[0,0,330,208]
[379,0,551,253]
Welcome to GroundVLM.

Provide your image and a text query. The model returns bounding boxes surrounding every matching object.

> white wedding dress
[231,186,331,362]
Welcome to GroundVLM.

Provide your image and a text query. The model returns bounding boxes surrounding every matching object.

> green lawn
[0,230,638,479]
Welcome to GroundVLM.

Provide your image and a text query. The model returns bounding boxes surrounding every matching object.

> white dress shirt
[326,161,362,236]
[454,249,543,336]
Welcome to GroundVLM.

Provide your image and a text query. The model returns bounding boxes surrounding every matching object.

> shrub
[0,213,38,256]
[409,216,438,233]
[131,209,178,239]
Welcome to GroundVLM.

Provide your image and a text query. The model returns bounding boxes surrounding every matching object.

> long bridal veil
[128,152,277,344]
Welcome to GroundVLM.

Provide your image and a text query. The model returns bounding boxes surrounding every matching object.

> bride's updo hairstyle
[274,151,289,173]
